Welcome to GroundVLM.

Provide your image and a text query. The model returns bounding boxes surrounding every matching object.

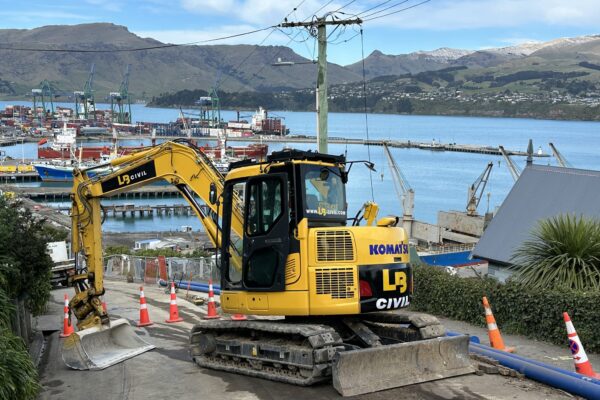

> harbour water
[2,101,599,232]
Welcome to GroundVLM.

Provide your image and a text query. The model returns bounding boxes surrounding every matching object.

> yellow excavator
[64,139,473,396]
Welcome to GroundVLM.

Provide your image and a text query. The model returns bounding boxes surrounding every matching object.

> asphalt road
[36,281,582,400]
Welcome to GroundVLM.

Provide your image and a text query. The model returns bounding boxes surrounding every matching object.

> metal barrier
[104,254,219,285]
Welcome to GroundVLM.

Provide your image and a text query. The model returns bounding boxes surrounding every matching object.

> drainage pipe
[158,279,221,295]
[469,341,600,399]
[447,331,600,385]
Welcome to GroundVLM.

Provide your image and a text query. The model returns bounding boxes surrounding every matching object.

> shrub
[411,264,600,352]
[511,214,600,291]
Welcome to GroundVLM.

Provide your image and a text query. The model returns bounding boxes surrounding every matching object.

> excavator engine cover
[332,334,474,396]
[62,318,155,370]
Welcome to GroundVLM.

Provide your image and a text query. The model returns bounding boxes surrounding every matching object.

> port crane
[74,64,96,120]
[466,162,493,216]
[498,145,521,182]
[109,64,132,124]
[63,139,472,396]
[548,142,572,168]
[382,142,414,237]
[32,80,58,121]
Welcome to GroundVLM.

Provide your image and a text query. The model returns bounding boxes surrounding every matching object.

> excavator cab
[219,151,349,295]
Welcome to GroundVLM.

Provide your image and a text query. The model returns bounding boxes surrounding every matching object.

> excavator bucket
[62,318,155,370]
[332,335,475,396]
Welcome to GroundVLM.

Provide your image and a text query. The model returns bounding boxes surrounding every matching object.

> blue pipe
[469,341,600,399]
[446,330,480,344]
[447,331,600,385]
[158,279,221,295]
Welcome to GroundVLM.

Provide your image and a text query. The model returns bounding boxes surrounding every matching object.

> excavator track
[189,320,346,385]
[189,312,473,395]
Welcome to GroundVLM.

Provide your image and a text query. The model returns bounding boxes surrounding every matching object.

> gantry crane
[74,64,96,120]
[548,142,572,168]
[32,80,57,121]
[466,162,493,216]
[383,143,415,237]
[109,65,132,124]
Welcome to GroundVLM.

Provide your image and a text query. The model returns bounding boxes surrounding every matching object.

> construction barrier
[105,255,219,285]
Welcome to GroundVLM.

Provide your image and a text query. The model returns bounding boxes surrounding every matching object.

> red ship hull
[38,143,268,160]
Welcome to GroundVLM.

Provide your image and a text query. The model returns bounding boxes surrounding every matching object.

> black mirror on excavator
[209,183,217,204]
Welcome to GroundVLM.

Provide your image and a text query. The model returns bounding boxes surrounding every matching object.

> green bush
[0,264,39,400]
[0,197,54,315]
[0,197,55,399]
[411,264,600,352]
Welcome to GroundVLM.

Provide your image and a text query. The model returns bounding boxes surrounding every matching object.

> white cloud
[180,0,333,24]
[134,26,291,45]
[364,0,600,30]
[84,0,123,12]
[0,10,92,22]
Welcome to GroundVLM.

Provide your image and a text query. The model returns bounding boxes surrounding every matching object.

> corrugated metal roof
[472,164,600,265]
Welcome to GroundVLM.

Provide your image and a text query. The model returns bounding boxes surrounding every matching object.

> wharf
[0,137,23,147]
[3,185,181,201]
[107,134,549,157]
[0,172,40,183]
[55,203,193,217]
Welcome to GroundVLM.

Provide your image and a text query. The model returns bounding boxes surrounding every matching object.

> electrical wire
[359,28,375,202]
[363,0,431,21]
[0,26,275,53]
[356,0,393,16]
[333,0,357,13]
[360,0,409,19]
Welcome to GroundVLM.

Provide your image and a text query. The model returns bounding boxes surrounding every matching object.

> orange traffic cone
[59,293,75,338]
[231,313,247,321]
[165,282,183,323]
[101,295,107,313]
[564,312,600,378]
[203,279,220,320]
[137,286,153,327]
[482,296,514,352]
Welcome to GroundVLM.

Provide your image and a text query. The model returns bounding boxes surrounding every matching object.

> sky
[2,0,600,65]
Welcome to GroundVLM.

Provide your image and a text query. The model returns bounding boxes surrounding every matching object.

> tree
[0,197,54,314]
[397,98,413,114]
[510,214,600,291]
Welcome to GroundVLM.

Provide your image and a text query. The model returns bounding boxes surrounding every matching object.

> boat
[199,143,268,160]
[33,154,112,182]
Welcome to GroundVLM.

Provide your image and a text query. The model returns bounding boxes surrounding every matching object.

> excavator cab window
[302,165,346,224]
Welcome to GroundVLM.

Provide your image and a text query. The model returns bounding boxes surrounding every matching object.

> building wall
[487,262,514,282]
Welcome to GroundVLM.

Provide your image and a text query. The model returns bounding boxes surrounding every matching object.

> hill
[0,23,361,100]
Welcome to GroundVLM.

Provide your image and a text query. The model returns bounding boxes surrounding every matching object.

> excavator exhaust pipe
[62,318,155,370]
[332,335,475,396]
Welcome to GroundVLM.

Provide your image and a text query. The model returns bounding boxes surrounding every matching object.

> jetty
[54,203,194,217]
[101,134,549,157]
[2,185,182,201]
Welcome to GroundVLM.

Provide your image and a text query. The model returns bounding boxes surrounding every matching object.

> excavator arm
[64,139,244,369]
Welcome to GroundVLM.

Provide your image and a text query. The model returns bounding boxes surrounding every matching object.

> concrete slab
[38,281,583,400]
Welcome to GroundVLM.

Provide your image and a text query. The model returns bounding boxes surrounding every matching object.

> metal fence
[105,254,220,285]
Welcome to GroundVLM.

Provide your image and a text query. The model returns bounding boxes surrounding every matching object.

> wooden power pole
[279,17,362,154]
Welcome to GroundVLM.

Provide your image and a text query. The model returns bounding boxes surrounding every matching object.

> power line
[333,0,357,13]
[0,26,275,53]
[360,0,410,19]
[363,0,431,21]
[356,0,393,16]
